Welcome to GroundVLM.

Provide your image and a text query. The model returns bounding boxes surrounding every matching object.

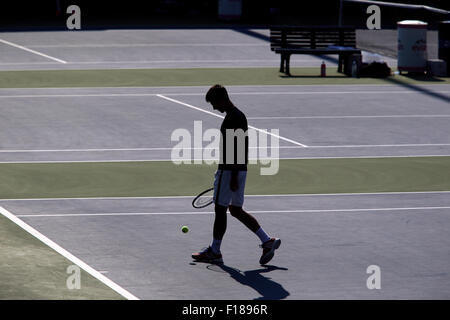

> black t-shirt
[219,106,248,171]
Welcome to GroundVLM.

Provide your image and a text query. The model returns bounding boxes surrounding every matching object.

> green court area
[0,213,124,299]
[1,157,450,199]
[0,67,448,88]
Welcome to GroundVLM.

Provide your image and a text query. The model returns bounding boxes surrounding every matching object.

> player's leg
[211,170,233,255]
[229,171,266,235]
[228,205,259,232]
[192,170,231,263]
[212,203,227,253]
[191,203,226,263]
[229,171,281,264]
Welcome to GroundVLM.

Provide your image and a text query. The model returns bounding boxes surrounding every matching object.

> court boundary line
[1,154,450,163]
[0,59,317,65]
[58,59,290,64]
[0,38,67,64]
[156,94,308,147]
[13,206,450,218]
[0,206,139,300]
[27,43,270,48]
[1,90,449,99]
[2,144,450,153]
[1,190,450,202]
[0,84,447,91]
[248,115,450,120]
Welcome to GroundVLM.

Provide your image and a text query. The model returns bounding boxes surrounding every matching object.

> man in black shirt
[192,85,281,265]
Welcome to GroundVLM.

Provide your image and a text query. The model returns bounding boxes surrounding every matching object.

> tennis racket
[192,187,214,208]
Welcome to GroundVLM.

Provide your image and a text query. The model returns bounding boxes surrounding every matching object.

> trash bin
[397,20,428,73]
[438,21,450,75]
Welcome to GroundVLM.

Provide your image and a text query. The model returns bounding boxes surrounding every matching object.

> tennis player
[192,85,281,264]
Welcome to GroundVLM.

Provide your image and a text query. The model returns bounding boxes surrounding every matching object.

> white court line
[27,43,268,48]
[14,206,450,218]
[0,84,446,93]
[1,144,450,153]
[0,147,301,153]
[0,93,161,99]
[1,84,446,90]
[167,90,450,96]
[0,146,291,153]
[156,94,308,147]
[0,206,138,300]
[1,154,450,164]
[0,59,293,66]
[248,115,450,120]
[1,190,450,202]
[0,38,67,64]
[308,144,450,148]
[66,59,285,64]
[0,62,60,66]
[1,90,449,99]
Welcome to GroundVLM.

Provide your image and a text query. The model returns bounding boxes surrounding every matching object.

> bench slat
[275,49,361,55]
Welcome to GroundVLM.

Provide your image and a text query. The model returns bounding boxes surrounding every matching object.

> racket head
[192,187,214,208]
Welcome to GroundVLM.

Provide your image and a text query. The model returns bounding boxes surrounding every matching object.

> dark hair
[205,84,229,103]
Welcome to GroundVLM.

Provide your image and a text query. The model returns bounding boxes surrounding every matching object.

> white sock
[211,239,222,254]
[255,227,271,244]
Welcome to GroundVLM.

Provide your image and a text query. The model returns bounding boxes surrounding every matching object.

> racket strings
[193,188,214,208]
[197,195,212,204]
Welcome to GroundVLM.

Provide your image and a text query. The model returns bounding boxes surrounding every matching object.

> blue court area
[0,28,449,300]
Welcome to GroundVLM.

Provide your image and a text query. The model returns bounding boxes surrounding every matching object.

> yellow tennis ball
[181,226,189,233]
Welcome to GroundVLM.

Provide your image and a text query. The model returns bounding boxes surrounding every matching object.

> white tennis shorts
[213,170,247,207]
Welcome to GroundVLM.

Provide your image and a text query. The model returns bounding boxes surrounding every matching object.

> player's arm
[230,115,247,192]
[230,120,245,192]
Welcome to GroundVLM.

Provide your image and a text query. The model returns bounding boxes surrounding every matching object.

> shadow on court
[205,263,290,300]
[385,75,450,103]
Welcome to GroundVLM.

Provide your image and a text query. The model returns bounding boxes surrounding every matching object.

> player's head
[206,84,231,113]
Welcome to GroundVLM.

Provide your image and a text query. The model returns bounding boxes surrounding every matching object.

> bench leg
[285,54,291,76]
[338,54,343,73]
[279,54,285,73]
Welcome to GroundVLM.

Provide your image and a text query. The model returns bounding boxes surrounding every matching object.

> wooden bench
[270,26,361,76]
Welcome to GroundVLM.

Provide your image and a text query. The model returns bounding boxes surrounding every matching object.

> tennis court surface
[0,28,450,300]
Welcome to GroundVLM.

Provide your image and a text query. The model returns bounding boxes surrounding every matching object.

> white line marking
[167,91,450,96]
[308,144,450,148]
[248,115,450,120]
[1,191,450,202]
[0,59,293,66]
[1,144,450,153]
[1,154,450,163]
[156,94,308,147]
[0,146,302,153]
[14,206,450,218]
[0,93,159,99]
[0,38,67,64]
[0,84,446,91]
[0,206,138,300]
[0,62,60,66]
[27,43,269,48]
[67,59,285,64]
[1,91,449,99]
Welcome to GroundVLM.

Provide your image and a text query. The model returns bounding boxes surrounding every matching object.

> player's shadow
[212,264,290,300]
